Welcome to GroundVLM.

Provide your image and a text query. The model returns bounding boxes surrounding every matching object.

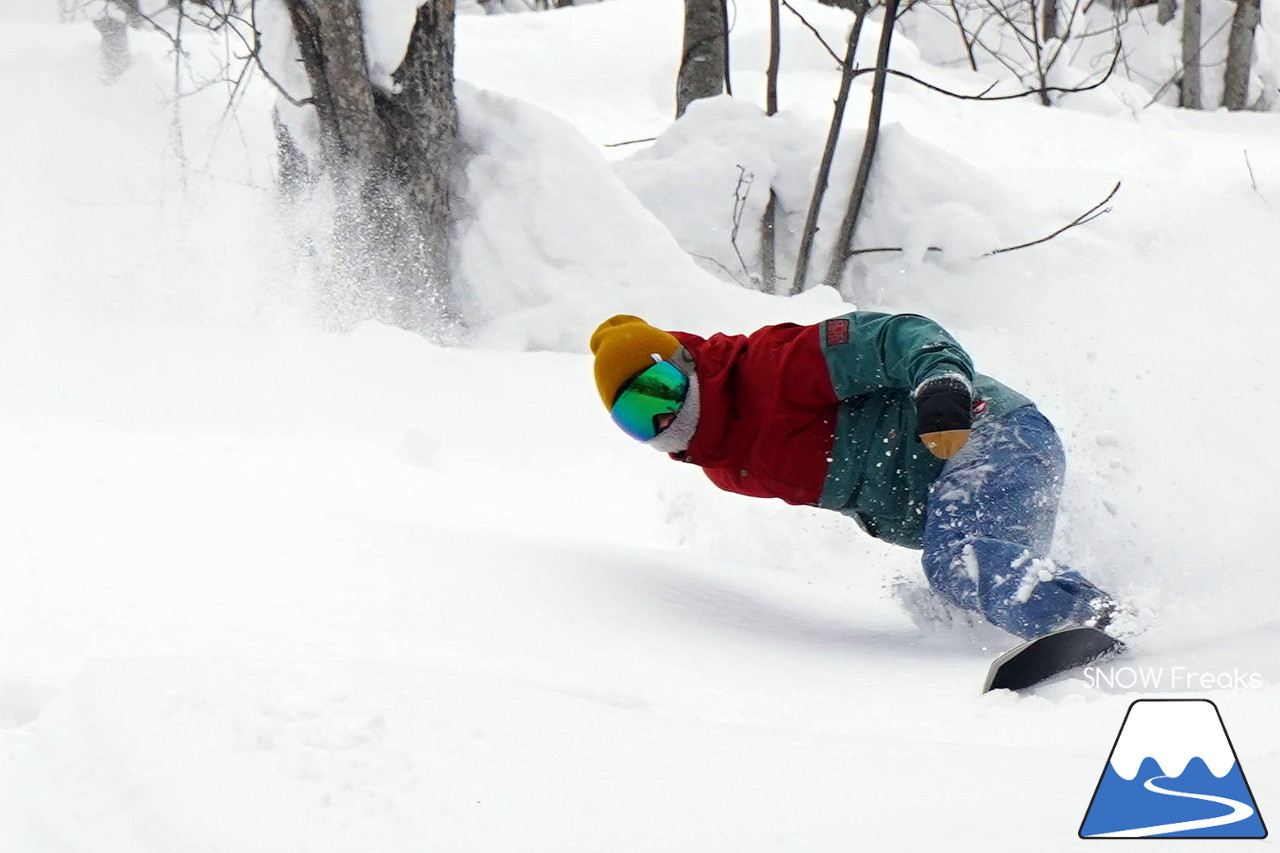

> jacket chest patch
[825,319,850,347]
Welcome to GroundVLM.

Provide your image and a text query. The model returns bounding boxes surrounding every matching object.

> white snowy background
[0,0,1278,850]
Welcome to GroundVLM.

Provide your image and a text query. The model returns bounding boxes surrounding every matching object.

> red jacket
[670,324,838,506]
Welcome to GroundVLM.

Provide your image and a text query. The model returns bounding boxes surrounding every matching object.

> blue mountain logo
[1080,699,1267,838]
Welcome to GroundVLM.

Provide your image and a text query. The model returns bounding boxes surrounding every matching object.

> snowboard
[983,625,1122,693]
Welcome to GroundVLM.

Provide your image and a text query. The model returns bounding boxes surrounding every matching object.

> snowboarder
[590,312,1121,641]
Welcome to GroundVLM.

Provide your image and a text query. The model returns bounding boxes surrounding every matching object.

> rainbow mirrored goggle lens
[610,360,689,441]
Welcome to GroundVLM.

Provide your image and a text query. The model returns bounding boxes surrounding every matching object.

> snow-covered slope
[1,0,1278,851]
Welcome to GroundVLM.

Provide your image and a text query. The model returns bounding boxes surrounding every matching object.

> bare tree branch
[836,182,1121,260]
[829,180,1121,257]
[690,252,752,285]
[947,0,979,70]
[1244,149,1258,192]
[857,66,1001,98]
[603,136,658,148]
[850,245,943,255]
[729,165,756,283]
[241,0,313,107]
[980,0,1037,50]
[781,0,843,66]
[987,181,1120,255]
[129,4,181,48]
[846,41,1119,102]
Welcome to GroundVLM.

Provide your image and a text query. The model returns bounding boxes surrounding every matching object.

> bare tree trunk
[172,0,188,191]
[1158,0,1177,24]
[286,1,392,171]
[284,0,456,333]
[380,0,458,329]
[1042,0,1059,41]
[761,0,781,293]
[766,0,780,116]
[677,0,727,117]
[1223,0,1261,110]
[823,0,899,291]
[720,0,734,96]
[93,14,130,82]
[1180,0,1203,108]
[761,199,779,295]
[1029,0,1053,106]
[792,5,868,295]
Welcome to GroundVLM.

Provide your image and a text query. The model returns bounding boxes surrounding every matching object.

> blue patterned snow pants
[921,405,1111,640]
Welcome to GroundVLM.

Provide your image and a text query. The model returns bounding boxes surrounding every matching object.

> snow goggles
[610,359,689,441]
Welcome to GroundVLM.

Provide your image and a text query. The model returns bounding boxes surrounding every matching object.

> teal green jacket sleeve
[818,312,974,399]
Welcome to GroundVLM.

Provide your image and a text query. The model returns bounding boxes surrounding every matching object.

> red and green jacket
[669,312,1030,548]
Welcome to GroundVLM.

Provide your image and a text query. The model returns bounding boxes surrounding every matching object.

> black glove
[914,375,972,459]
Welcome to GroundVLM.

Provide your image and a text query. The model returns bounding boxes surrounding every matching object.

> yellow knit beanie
[589,315,681,408]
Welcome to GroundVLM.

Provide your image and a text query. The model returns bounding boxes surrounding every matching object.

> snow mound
[614,95,1040,295]
[452,85,849,351]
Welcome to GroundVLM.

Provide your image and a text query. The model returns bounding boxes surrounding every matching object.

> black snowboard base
[983,625,1122,693]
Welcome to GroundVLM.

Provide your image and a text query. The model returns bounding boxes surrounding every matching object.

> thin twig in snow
[988,181,1121,255]
[690,252,750,286]
[730,165,756,283]
[837,183,1122,260]
[603,136,658,148]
